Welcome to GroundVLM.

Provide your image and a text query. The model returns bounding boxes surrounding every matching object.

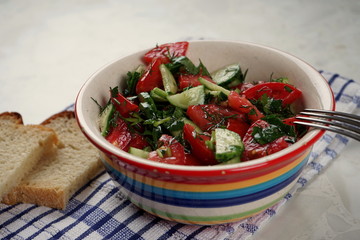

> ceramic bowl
[75,41,334,225]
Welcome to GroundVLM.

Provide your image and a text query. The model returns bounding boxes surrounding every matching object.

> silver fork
[294,109,360,141]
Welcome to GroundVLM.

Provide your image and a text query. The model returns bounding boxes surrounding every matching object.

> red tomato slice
[135,58,163,94]
[106,118,149,152]
[228,91,264,122]
[178,74,214,90]
[226,118,249,138]
[183,124,217,165]
[111,92,139,117]
[242,82,302,106]
[186,104,248,133]
[105,118,132,151]
[147,134,189,165]
[143,41,189,64]
[184,153,205,166]
[243,119,292,160]
[128,132,149,150]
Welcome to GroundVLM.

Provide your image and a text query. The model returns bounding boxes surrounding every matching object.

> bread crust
[0,111,24,124]
[4,186,67,209]
[41,110,75,125]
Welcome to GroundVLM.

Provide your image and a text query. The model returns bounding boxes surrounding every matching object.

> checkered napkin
[1,72,359,240]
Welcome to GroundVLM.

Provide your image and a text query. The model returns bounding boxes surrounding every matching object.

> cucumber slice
[211,64,241,86]
[167,85,205,109]
[198,77,230,96]
[150,87,168,102]
[160,64,178,94]
[99,103,115,136]
[214,128,244,162]
[135,64,146,74]
[128,147,149,159]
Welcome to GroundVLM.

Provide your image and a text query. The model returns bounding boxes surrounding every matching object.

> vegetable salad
[96,41,305,166]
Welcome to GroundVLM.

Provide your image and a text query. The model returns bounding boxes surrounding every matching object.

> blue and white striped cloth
[1,72,359,240]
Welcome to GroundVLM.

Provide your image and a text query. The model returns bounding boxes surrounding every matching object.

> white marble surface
[1,1,359,239]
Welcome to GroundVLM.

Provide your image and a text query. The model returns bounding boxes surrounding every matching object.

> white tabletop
[1,1,359,239]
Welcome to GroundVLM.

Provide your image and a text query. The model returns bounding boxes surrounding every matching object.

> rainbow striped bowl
[75,41,334,225]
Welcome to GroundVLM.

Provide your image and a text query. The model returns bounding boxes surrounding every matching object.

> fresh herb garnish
[252,94,293,119]
[91,97,104,112]
[200,106,238,131]
[252,115,296,144]
[124,70,142,97]
[269,74,289,84]
[123,112,143,126]
[110,86,119,97]
[197,60,211,77]
[130,92,189,148]
[142,126,163,149]
[249,108,257,116]
[284,85,293,92]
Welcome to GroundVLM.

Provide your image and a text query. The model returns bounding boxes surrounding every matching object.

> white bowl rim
[75,40,335,173]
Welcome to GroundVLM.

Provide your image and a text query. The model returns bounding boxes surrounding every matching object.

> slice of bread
[0,112,58,201]
[2,111,104,209]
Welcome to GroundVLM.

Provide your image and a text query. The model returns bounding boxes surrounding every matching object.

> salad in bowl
[95,41,305,166]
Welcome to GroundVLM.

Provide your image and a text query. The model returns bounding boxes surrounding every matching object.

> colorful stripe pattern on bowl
[101,150,310,225]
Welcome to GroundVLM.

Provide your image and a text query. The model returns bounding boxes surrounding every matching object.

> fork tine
[294,109,360,141]
[293,120,360,141]
[304,108,360,121]
[299,109,360,127]
[295,116,360,134]
[302,109,360,120]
